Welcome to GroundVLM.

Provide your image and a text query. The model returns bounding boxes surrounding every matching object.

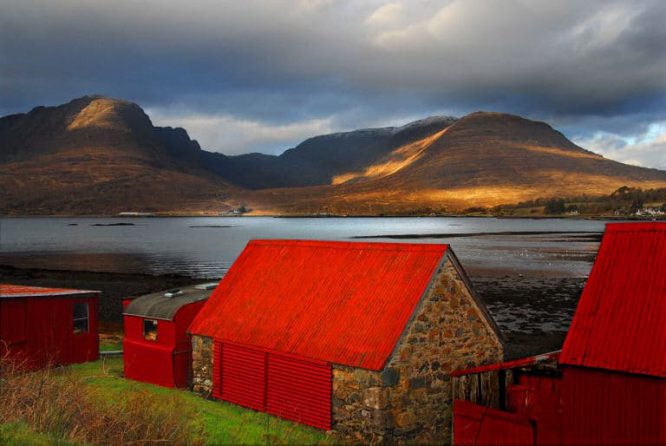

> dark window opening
[143,319,158,341]
[73,302,89,334]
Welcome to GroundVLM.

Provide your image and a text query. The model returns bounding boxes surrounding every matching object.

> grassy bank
[0,358,330,445]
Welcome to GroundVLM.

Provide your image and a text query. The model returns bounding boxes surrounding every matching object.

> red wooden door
[219,342,266,411]
[266,353,332,430]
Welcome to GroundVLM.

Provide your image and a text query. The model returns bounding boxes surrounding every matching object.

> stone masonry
[191,335,213,397]
[190,253,503,444]
[331,255,503,444]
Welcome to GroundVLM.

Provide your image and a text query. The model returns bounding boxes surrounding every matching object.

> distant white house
[636,207,665,217]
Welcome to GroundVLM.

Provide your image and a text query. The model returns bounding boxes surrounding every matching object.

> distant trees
[544,198,566,214]
[611,186,643,213]
[494,186,666,217]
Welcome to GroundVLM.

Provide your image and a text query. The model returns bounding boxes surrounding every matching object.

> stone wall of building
[191,334,214,397]
[332,365,391,443]
[331,255,504,444]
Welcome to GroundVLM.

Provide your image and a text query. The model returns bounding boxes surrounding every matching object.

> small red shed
[122,283,215,388]
[452,222,666,445]
[0,284,100,369]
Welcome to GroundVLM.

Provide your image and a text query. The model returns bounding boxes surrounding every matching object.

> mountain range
[2,95,666,215]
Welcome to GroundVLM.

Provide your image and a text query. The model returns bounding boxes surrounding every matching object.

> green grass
[99,341,123,352]
[46,358,330,445]
[0,422,82,446]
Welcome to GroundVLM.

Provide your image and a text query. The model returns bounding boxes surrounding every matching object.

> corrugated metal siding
[212,340,222,398]
[561,367,664,445]
[220,343,267,411]
[560,222,666,377]
[214,342,332,430]
[0,296,98,370]
[190,240,447,370]
[123,337,176,388]
[266,354,331,430]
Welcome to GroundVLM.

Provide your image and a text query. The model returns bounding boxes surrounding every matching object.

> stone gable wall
[331,256,503,444]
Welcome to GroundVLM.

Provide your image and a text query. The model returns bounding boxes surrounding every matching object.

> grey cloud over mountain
[1,0,665,165]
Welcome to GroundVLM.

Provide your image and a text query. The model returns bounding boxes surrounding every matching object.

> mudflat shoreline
[0,264,584,361]
[472,276,584,359]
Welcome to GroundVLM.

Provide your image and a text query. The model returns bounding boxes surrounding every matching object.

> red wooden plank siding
[510,374,563,446]
[190,240,447,370]
[266,353,331,430]
[0,299,27,344]
[220,343,266,411]
[1,291,99,369]
[454,400,535,446]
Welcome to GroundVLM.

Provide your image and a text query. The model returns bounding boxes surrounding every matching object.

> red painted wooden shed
[122,283,214,388]
[189,239,503,434]
[452,222,666,445]
[0,284,100,369]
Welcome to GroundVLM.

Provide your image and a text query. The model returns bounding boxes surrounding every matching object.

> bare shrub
[0,356,202,445]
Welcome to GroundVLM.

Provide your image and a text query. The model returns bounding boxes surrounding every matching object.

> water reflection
[0,217,607,278]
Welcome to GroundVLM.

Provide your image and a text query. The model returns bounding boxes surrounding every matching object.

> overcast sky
[1,0,665,168]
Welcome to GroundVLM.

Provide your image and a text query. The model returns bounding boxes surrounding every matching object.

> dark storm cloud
[1,0,665,165]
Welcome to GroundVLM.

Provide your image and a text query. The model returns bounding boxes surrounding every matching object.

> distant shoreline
[0,213,654,221]
[353,230,603,241]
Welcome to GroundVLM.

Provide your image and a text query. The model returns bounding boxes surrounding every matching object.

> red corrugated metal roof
[189,240,448,370]
[560,222,666,377]
[0,284,99,298]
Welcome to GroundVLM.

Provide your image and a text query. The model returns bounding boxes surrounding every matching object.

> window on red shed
[73,302,89,334]
[143,319,158,341]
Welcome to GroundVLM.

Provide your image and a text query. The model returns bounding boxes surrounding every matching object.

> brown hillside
[2,97,666,215]
[0,96,238,215]
[243,113,666,214]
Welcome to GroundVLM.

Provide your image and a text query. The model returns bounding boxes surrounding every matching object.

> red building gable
[189,240,448,370]
[560,222,666,377]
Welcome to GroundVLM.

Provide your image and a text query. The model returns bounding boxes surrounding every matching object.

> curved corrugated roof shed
[124,283,216,321]
[560,222,666,377]
[0,284,99,298]
[189,240,449,370]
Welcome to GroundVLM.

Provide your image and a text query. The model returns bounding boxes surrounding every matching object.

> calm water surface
[0,217,607,278]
